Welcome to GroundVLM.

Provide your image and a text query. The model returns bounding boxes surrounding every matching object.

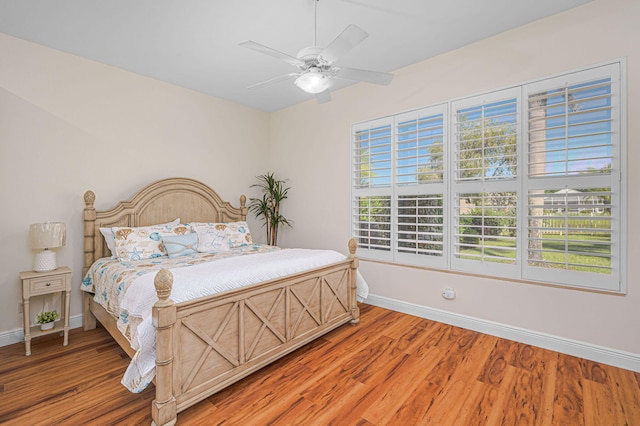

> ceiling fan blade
[247,73,299,90]
[315,90,332,104]
[319,24,368,65]
[333,67,394,86]
[239,41,305,68]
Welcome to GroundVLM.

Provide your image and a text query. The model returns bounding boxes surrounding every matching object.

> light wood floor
[1,304,639,425]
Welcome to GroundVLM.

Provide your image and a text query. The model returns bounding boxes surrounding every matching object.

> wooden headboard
[82,177,247,275]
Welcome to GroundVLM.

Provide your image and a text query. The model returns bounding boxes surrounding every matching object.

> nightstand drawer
[29,276,65,295]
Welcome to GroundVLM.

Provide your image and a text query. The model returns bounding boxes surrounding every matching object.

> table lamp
[29,222,66,272]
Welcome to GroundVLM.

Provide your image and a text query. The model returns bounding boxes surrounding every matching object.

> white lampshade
[29,222,66,272]
[294,69,330,94]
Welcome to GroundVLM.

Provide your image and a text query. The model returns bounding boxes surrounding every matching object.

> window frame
[350,60,626,293]
[520,64,622,291]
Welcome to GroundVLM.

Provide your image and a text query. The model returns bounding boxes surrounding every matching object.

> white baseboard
[365,294,640,373]
[0,314,84,348]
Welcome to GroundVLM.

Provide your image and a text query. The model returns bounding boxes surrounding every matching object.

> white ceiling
[0,0,592,112]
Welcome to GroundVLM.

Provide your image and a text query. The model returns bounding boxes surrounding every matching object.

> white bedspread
[84,248,368,392]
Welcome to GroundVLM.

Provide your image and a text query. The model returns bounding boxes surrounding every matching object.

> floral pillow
[226,221,252,248]
[112,223,190,261]
[100,218,180,259]
[191,223,230,252]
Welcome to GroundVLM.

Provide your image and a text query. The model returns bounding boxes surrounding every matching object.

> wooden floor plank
[1,304,639,425]
[583,378,621,426]
[553,354,586,425]
[538,350,559,426]
[477,338,514,386]
[455,379,499,425]
[608,364,640,425]
[500,344,558,425]
[421,333,497,425]
[319,352,420,425]
[363,348,445,425]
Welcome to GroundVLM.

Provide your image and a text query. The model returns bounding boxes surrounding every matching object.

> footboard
[151,241,361,426]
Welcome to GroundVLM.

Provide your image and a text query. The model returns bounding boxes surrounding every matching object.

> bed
[81,177,363,426]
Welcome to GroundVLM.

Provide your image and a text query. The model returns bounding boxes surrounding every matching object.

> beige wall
[270,0,640,355]
[0,34,270,336]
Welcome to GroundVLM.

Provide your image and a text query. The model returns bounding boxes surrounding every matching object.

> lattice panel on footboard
[172,263,354,407]
[289,269,350,340]
[176,300,241,394]
[243,288,287,362]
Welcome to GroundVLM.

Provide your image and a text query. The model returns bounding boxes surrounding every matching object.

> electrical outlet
[442,287,456,300]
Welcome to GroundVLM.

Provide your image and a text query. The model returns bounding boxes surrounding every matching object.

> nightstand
[20,266,72,356]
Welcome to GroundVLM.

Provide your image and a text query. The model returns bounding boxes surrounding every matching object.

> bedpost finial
[154,268,174,306]
[240,194,246,207]
[84,190,96,207]
[348,238,357,256]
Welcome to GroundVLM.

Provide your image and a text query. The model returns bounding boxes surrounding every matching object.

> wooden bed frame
[82,177,360,426]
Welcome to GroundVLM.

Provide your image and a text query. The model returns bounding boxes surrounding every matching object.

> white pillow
[191,223,230,252]
[100,218,180,259]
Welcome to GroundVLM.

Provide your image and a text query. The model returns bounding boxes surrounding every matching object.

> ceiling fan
[240,0,394,104]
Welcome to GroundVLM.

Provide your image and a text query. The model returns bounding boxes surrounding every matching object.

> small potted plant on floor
[36,310,59,331]
[248,172,293,246]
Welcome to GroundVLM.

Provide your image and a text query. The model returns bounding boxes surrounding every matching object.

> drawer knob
[46,282,51,286]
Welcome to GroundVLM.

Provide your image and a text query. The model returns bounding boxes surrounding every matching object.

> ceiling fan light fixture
[240,1,391,103]
[294,69,330,94]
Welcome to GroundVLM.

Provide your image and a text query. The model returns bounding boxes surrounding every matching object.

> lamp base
[34,250,57,272]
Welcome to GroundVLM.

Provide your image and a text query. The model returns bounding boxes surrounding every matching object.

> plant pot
[40,322,54,331]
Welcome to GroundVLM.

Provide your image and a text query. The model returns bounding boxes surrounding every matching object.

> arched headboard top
[83,177,247,274]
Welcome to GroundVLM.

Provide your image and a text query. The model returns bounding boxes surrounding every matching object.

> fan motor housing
[296,46,333,69]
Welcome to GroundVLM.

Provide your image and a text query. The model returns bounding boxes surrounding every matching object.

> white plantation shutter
[454,96,518,181]
[353,195,391,252]
[353,119,392,189]
[527,78,615,178]
[351,61,624,292]
[523,64,621,291]
[394,106,447,268]
[396,110,444,184]
[451,89,520,278]
[527,189,613,273]
[352,118,393,258]
[454,192,517,263]
[396,194,444,256]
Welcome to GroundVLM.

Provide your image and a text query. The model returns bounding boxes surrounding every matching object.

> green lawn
[532,234,611,273]
[458,233,611,273]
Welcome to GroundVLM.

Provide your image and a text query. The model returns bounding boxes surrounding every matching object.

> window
[522,66,620,290]
[393,106,447,268]
[351,62,624,292]
[353,119,392,256]
[451,90,520,277]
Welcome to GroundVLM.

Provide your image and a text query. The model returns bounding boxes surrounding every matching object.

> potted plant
[36,310,59,331]
[248,172,293,246]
